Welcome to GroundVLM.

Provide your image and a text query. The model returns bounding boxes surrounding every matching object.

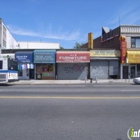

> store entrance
[29,69,34,79]
[123,66,128,79]
[130,65,137,78]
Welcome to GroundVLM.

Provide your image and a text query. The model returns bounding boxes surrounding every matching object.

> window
[8,58,18,70]
[0,61,3,69]
[131,37,140,48]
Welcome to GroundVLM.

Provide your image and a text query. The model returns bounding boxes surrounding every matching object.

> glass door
[36,64,42,80]
[130,65,136,78]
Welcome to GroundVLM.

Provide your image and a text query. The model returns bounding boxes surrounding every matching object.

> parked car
[133,77,140,84]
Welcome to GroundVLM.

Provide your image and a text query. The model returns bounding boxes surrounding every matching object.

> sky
[1,0,140,49]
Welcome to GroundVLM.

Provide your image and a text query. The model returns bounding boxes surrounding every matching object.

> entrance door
[130,65,136,78]
[29,69,34,79]
[123,66,128,79]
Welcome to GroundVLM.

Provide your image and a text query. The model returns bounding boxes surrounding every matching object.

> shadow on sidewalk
[0,84,12,86]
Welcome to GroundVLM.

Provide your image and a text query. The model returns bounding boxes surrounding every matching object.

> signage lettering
[34,52,55,63]
[90,50,120,57]
[57,52,90,63]
[16,53,33,63]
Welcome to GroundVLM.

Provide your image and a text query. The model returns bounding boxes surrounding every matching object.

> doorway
[130,65,137,78]
[29,69,34,79]
[123,66,128,79]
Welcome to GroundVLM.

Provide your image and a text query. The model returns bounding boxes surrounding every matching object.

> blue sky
[1,0,140,49]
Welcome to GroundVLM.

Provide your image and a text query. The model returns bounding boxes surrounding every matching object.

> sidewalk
[9,79,134,85]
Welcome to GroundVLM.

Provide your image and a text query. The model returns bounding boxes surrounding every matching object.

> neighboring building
[81,25,140,79]
[0,18,19,51]
[81,31,121,79]
[120,25,140,79]
[34,50,56,80]
[0,18,60,80]
[56,51,90,80]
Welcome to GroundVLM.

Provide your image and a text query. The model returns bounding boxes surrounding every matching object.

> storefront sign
[56,51,90,63]
[90,50,120,57]
[127,51,140,63]
[1,54,15,59]
[34,50,56,63]
[15,52,33,63]
[120,35,127,63]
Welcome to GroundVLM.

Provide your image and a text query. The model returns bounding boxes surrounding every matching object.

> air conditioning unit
[131,45,135,48]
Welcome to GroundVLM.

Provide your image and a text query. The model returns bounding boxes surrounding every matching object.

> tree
[73,42,84,49]
[60,46,64,49]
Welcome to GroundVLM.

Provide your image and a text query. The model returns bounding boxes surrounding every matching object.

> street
[0,84,140,140]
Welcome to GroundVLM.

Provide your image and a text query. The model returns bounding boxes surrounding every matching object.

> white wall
[18,42,60,49]
[6,28,18,49]
[0,19,18,49]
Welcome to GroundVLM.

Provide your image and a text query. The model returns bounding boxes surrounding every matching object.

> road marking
[121,90,140,92]
[0,96,140,100]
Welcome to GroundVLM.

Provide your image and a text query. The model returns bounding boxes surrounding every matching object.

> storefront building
[90,50,120,79]
[121,50,140,79]
[56,51,90,80]
[15,51,34,80]
[120,25,140,79]
[34,50,56,80]
[81,25,140,79]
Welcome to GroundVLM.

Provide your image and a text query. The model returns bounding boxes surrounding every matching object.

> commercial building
[56,51,90,80]
[34,50,56,80]
[90,50,120,79]
[15,51,34,80]
[120,25,140,79]
[81,25,140,79]
[1,17,140,80]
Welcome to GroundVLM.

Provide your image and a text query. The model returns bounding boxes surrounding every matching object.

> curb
[6,82,134,85]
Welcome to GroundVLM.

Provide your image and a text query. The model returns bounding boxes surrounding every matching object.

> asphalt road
[0,84,140,140]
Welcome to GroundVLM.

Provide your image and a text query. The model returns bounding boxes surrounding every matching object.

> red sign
[56,51,90,63]
[121,41,127,63]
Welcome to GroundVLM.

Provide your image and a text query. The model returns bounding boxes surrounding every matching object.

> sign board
[34,51,56,63]
[121,41,127,63]
[15,52,33,63]
[90,50,120,57]
[127,51,140,64]
[56,51,90,63]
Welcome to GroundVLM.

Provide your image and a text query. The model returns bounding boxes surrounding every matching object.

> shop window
[48,64,53,72]
[131,37,140,48]
[0,61,3,69]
